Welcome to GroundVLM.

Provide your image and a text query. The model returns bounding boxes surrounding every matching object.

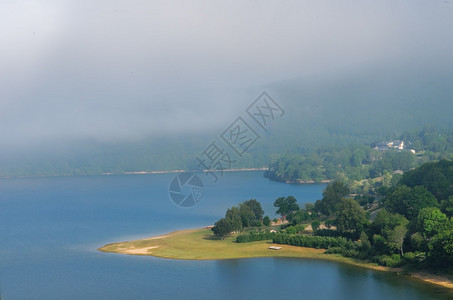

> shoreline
[98,228,453,291]
[108,167,268,176]
[285,179,331,184]
[0,168,269,180]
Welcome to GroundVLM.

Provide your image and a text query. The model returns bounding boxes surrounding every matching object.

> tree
[239,204,255,227]
[334,198,367,237]
[274,196,299,218]
[315,180,350,215]
[385,185,412,218]
[263,216,271,226]
[385,185,438,220]
[391,173,403,187]
[382,171,392,187]
[427,223,453,267]
[370,209,408,255]
[372,234,389,254]
[370,209,408,237]
[399,159,453,201]
[285,226,297,234]
[359,231,371,252]
[311,220,320,232]
[305,203,314,211]
[387,225,407,256]
[211,218,233,239]
[416,207,448,239]
[292,209,311,224]
[440,196,453,218]
[242,199,264,222]
[225,207,243,232]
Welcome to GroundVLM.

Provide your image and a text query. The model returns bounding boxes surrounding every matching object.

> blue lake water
[0,171,452,299]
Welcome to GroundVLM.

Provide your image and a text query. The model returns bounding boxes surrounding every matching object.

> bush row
[236,231,275,243]
[272,233,354,249]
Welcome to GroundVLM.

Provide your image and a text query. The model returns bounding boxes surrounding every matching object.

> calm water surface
[0,172,452,299]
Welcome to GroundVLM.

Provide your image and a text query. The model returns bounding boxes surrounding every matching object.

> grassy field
[99,228,388,269]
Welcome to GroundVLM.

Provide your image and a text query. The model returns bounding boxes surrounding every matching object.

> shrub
[285,226,297,234]
[294,224,306,233]
[315,229,341,237]
[374,255,401,267]
[324,219,334,228]
[236,231,275,243]
[311,220,321,231]
[342,249,360,258]
[235,235,250,243]
[410,232,425,250]
[325,247,343,254]
[325,247,360,258]
[403,252,416,263]
[251,220,263,227]
[391,254,401,262]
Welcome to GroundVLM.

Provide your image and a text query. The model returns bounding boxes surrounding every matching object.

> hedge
[272,233,354,249]
[236,231,275,243]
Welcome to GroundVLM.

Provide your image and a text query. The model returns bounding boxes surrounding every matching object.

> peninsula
[98,228,453,290]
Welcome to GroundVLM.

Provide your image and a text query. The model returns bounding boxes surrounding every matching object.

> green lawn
[99,228,326,259]
[99,228,386,270]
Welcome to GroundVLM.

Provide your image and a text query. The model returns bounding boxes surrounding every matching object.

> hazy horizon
[2,1,453,153]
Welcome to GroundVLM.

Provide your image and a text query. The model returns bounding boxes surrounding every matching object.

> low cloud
[1,1,452,151]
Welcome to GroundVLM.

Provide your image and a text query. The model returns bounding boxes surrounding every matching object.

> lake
[0,171,452,299]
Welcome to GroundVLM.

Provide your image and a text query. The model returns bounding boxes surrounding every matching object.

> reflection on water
[214,257,453,300]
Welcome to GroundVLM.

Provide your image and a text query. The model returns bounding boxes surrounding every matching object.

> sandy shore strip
[410,272,453,290]
[122,246,160,255]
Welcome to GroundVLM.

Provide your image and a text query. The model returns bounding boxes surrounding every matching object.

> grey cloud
[1,0,452,150]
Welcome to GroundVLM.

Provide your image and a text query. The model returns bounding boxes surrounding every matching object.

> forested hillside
[265,127,453,184]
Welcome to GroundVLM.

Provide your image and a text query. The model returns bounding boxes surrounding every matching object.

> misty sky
[1,1,453,150]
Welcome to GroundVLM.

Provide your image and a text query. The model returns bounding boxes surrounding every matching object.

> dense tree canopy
[239,204,255,227]
[225,207,243,232]
[370,209,408,237]
[416,207,448,239]
[384,185,438,220]
[241,199,264,222]
[427,222,453,266]
[333,198,367,237]
[315,180,350,216]
[399,159,453,201]
[274,196,299,218]
[212,199,265,238]
[211,218,233,239]
[387,225,408,256]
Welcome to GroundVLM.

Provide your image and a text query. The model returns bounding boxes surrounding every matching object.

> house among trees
[374,140,405,151]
